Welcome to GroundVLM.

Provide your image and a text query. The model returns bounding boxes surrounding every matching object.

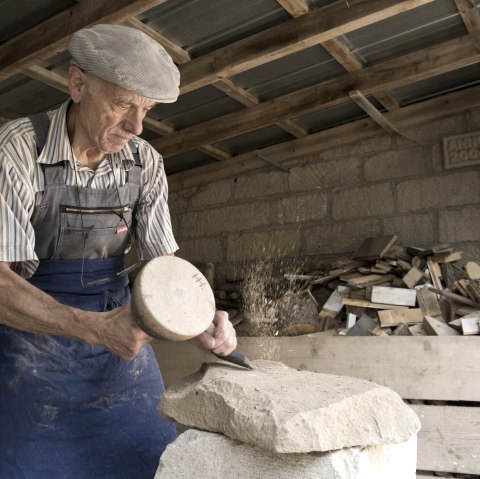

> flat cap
[69,24,180,103]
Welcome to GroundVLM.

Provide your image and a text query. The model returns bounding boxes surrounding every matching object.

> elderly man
[0,24,236,478]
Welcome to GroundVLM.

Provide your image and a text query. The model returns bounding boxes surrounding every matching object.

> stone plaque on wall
[443,131,480,169]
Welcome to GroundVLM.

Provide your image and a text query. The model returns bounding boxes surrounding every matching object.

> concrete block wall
[168,110,480,283]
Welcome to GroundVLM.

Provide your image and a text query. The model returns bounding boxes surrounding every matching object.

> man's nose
[124,110,144,136]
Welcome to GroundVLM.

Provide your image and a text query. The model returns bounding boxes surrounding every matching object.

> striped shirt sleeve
[0,120,39,277]
[134,141,178,258]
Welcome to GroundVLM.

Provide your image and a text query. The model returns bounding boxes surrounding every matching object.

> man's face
[73,71,156,154]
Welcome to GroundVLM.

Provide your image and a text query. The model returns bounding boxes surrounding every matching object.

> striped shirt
[0,100,178,278]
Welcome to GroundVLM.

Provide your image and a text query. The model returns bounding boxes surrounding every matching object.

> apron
[0,113,176,478]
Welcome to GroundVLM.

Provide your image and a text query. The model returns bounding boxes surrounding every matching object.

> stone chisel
[131,256,254,370]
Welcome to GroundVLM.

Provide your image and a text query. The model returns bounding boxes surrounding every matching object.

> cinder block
[364,148,430,181]
[276,193,328,225]
[226,230,301,262]
[234,171,286,199]
[439,206,480,242]
[176,238,223,264]
[289,158,360,193]
[304,219,382,256]
[383,214,435,247]
[181,202,271,237]
[397,172,480,213]
[191,179,232,207]
[332,183,394,220]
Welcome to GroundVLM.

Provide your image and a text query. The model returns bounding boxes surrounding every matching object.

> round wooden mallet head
[132,256,216,341]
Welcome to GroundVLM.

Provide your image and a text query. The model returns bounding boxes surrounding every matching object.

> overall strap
[29,113,143,185]
[29,112,64,185]
[127,139,142,186]
[29,112,50,155]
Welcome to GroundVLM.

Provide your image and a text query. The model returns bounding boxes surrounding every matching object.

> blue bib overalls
[0,113,176,478]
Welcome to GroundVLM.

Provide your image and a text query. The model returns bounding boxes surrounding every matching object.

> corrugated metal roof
[138,0,290,57]
[232,45,345,101]
[1,0,479,177]
[345,0,466,65]
[0,0,75,44]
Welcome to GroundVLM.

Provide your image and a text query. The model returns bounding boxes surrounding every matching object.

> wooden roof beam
[0,0,169,82]
[167,83,480,192]
[178,0,436,94]
[275,0,309,17]
[151,33,480,157]
[454,0,480,32]
[349,90,405,136]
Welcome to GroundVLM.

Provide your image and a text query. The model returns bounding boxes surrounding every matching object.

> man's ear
[69,66,87,103]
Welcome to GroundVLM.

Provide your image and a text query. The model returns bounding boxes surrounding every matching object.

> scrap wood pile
[216,235,480,337]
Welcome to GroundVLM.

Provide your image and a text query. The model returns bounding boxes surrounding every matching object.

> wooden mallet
[132,255,253,370]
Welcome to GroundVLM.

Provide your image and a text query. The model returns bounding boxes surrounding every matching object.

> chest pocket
[55,204,134,260]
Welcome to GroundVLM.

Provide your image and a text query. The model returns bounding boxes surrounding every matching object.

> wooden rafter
[275,0,309,17]
[0,0,169,82]
[178,0,436,94]
[349,90,402,135]
[167,83,480,192]
[151,33,480,157]
[454,0,480,32]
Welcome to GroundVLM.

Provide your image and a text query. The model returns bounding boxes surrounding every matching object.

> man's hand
[94,304,152,360]
[189,310,237,356]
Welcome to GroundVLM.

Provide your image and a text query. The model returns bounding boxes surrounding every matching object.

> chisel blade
[211,350,254,370]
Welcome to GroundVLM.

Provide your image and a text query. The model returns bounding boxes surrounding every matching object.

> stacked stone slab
[156,360,420,478]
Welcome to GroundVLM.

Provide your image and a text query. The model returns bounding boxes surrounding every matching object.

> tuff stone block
[158,360,420,453]
[155,429,417,479]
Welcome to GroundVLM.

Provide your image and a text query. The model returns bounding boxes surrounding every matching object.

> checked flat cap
[69,24,180,103]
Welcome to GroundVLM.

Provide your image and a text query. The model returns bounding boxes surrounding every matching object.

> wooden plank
[413,404,480,474]
[378,308,423,327]
[322,286,350,314]
[371,286,417,306]
[276,0,309,17]
[347,274,395,288]
[427,260,444,290]
[417,286,443,319]
[430,250,463,263]
[152,336,480,401]
[429,287,480,309]
[342,298,408,310]
[349,89,404,136]
[167,83,480,192]
[465,261,480,280]
[154,33,480,157]
[322,37,363,71]
[423,315,460,336]
[454,0,480,32]
[177,0,436,94]
[402,267,424,288]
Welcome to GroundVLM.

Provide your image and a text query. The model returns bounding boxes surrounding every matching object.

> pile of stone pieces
[219,235,480,337]
[155,360,420,479]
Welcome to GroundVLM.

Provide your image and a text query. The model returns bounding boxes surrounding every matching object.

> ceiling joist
[151,33,480,157]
